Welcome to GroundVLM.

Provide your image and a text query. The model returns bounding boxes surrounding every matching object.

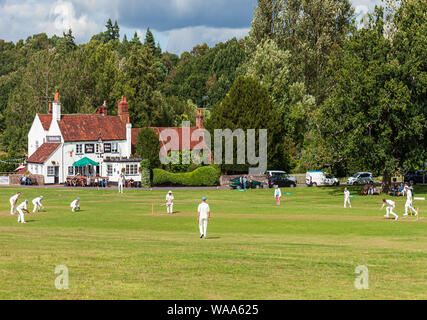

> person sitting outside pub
[363,183,369,195]
[397,183,405,196]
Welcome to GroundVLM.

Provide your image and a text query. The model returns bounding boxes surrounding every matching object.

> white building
[26,91,141,184]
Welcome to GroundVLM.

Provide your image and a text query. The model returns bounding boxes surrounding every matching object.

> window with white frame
[107,165,113,176]
[96,143,103,154]
[68,166,74,175]
[35,165,39,174]
[47,166,55,176]
[76,144,83,154]
[111,142,118,153]
[126,164,138,175]
[35,140,39,150]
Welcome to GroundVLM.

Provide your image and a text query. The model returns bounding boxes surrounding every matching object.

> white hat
[168,190,172,193]
[40,196,44,199]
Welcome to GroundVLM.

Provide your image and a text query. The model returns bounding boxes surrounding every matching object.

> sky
[0,0,381,55]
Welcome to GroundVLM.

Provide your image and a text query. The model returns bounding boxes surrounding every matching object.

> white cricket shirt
[198,202,210,220]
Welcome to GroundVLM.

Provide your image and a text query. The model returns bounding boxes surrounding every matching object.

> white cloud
[0,0,104,43]
[164,26,249,54]
[0,0,383,54]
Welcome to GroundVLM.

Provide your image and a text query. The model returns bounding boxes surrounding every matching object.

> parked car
[266,170,297,188]
[347,172,373,185]
[306,171,339,187]
[229,177,263,189]
[404,170,426,185]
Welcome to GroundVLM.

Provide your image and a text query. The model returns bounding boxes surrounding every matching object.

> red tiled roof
[58,115,126,142]
[37,114,127,141]
[131,127,209,155]
[27,143,61,164]
[38,114,52,131]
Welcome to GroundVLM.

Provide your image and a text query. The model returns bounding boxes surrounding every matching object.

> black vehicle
[266,171,297,188]
[404,170,426,185]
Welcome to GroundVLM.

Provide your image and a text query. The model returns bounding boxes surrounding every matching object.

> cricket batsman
[32,196,44,213]
[16,200,29,223]
[9,192,21,215]
[166,190,174,214]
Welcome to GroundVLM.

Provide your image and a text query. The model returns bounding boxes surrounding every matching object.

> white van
[306,171,340,187]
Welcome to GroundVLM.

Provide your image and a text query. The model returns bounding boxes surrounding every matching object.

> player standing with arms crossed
[403,185,418,216]
[198,197,210,239]
[381,198,399,220]
[344,187,352,208]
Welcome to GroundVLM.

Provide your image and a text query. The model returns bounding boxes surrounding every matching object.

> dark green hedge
[153,165,221,186]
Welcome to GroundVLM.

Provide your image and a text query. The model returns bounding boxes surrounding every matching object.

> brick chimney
[118,96,130,123]
[52,89,61,121]
[48,102,52,114]
[98,100,108,116]
[196,108,204,129]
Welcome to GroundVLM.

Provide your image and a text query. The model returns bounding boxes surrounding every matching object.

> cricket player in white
[274,185,282,206]
[118,173,125,193]
[344,187,351,208]
[403,186,418,216]
[166,191,174,214]
[381,198,398,220]
[70,198,80,212]
[9,192,21,215]
[198,197,210,239]
[32,196,44,213]
[17,200,29,223]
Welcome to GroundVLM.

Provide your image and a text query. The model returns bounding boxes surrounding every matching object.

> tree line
[0,0,425,189]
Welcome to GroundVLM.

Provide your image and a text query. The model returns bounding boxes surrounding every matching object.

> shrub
[153,165,220,186]
[140,159,151,188]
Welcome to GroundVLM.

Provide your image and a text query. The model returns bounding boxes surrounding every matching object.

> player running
[381,198,398,220]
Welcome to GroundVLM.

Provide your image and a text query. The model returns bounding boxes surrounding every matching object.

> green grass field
[1,185,426,300]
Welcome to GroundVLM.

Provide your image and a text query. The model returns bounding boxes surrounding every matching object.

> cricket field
[1,186,426,300]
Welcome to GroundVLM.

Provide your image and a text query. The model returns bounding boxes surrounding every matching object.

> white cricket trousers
[10,199,16,215]
[118,183,123,193]
[17,209,25,223]
[72,205,80,212]
[386,206,398,219]
[167,203,173,214]
[405,201,417,215]
[344,197,351,208]
[199,218,208,237]
[33,202,40,213]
